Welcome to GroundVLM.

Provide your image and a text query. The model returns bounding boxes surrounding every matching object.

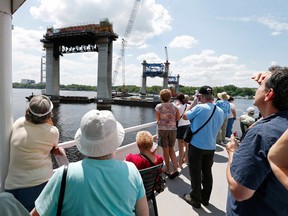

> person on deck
[175,93,191,168]
[155,89,180,179]
[226,96,237,138]
[5,95,63,212]
[216,92,230,145]
[239,107,255,139]
[31,109,148,216]
[182,86,225,208]
[226,66,288,215]
[126,130,163,170]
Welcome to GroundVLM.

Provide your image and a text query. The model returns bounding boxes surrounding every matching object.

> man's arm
[226,135,255,201]
[183,96,198,120]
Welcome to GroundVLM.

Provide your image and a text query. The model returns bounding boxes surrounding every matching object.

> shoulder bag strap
[193,105,216,135]
[179,104,187,119]
[140,153,155,166]
[56,165,68,216]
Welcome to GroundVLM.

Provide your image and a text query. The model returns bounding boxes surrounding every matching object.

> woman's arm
[30,208,40,216]
[155,111,160,124]
[268,129,288,189]
[135,196,149,216]
[175,109,180,121]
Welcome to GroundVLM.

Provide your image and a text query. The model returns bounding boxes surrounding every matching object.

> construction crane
[112,0,141,95]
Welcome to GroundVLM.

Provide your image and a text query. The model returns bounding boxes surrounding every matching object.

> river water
[12,88,257,163]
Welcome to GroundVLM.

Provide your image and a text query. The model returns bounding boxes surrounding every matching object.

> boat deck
[152,144,228,216]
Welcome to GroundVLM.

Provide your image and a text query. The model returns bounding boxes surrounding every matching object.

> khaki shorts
[158,130,176,148]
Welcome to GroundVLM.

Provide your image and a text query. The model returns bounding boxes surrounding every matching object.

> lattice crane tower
[112,0,141,91]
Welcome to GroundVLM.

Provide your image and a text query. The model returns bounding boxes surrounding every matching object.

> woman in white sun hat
[31,109,149,216]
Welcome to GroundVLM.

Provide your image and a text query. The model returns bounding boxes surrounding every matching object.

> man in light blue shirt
[182,85,225,208]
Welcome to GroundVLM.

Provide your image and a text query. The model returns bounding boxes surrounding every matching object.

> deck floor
[151,144,228,216]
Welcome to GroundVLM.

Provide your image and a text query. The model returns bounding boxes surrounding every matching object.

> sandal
[168,171,179,179]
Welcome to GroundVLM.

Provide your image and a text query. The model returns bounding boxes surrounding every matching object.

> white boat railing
[55,121,167,165]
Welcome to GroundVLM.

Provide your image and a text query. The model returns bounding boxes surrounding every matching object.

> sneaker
[183,194,201,208]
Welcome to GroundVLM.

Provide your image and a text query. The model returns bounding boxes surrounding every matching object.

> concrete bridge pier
[45,43,60,102]
[163,61,169,89]
[97,38,113,110]
[140,61,147,95]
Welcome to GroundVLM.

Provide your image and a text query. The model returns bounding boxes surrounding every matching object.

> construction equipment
[112,0,141,95]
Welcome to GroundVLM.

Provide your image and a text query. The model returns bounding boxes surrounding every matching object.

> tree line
[13,83,256,98]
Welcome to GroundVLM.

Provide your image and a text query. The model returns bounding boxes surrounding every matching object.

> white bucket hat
[247,107,255,116]
[74,110,125,157]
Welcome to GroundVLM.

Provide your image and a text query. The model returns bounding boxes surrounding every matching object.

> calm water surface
[12,88,257,146]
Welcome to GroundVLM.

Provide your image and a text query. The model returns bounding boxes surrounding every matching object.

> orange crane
[112,0,141,96]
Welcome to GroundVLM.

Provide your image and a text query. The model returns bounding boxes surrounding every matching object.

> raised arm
[268,129,288,190]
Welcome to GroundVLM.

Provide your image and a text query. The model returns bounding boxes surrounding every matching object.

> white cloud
[169,35,198,49]
[219,15,288,36]
[29,0,172,45]
[175,50,256,88]
[136,52,163,63]
[12,27,44,51]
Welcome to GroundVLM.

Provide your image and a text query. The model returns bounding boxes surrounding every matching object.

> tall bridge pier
[41,20,118,110]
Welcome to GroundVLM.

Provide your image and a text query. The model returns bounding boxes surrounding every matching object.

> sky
[11,0,288,88]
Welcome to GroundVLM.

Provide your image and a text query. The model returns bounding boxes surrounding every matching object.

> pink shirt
[155,102,178,130]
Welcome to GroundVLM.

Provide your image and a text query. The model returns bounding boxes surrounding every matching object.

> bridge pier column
[45,43,60,102]
[163,61,169,89]
[140,61,147,95]
[97,38,112,110]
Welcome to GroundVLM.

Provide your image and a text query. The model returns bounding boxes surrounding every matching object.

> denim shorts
[5,181,47,212]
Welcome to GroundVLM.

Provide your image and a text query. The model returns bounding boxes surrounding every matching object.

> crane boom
[112,0,141,86]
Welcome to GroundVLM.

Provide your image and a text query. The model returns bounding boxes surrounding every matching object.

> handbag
[56,165,68,216]
[183,105,216,143]
[140,153,165,193]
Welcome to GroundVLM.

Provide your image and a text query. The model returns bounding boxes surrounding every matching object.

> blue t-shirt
[227,110,288,216]
[185,103,225,150]
[35,159,145,216]
[216,100,230,118]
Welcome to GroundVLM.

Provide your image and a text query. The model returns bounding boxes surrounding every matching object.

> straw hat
[74,110,125,157]
[217,92,230,100]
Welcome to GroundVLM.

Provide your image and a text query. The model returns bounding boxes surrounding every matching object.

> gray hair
[25,95,53,124]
